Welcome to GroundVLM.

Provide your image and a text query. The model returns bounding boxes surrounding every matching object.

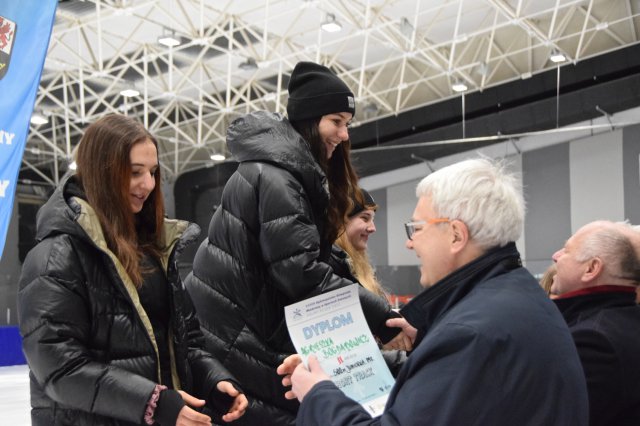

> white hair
[577,221,640,281]
[416,157,525,249]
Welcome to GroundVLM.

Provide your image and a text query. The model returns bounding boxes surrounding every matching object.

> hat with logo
[287,61,355,121]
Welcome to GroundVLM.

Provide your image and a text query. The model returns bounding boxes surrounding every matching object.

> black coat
[554,287,640,426]
[298,243,589,426]
[18,177,235,425]
[185,111,398,426]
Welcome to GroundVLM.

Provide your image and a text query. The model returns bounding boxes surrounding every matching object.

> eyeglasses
[404,218,450,240]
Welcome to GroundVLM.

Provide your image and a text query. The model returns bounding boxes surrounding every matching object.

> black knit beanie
[349,189,376,217]
[287,61,355,121]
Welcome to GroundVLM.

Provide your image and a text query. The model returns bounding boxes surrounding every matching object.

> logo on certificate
[0,15,18,80]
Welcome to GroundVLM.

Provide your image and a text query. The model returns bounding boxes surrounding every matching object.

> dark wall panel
[523,143,572,275]
[623,124,640,224]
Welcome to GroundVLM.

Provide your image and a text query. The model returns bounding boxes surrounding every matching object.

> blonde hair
[540,263,556,296]
[335,231,386,298]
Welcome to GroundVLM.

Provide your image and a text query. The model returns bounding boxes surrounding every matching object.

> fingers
[276,354,302,376]
[216,380,240,397]
[221,394,248,422]
[386,317,407,329]
[176,405,211,425]
[178,390,206,408]
[306,354,321,371]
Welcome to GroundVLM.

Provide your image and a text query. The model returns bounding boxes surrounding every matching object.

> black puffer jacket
[185,111,398,426]
[18,177,235,426]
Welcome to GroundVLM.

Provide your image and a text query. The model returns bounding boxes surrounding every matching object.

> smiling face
[406,195,456,287]
[128,138,158,214]
[345,208,376,252]
[317,112,352,159]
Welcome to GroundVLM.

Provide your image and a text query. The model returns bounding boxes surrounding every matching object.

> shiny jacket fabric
[18,177,235,426]
[554,288,640,426]
[298,243,589,426]
[185,111,396,426]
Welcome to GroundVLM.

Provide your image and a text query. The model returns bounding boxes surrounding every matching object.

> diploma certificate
[285,284,395,416]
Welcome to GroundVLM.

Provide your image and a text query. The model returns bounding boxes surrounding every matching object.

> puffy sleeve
[257,167,398,343]
[18,236,155,424]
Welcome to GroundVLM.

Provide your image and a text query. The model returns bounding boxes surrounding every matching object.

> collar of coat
[554,287,638,325]
[400,242,522,344]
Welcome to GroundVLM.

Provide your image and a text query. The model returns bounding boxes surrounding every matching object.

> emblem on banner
[0,15,18,80]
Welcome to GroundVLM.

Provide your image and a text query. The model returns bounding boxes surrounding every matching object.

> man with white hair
[279,158,588,426]
[552,220,640,426]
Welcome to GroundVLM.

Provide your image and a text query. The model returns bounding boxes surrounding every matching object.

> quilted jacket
[18,177,235,425]
[185,111,398,425]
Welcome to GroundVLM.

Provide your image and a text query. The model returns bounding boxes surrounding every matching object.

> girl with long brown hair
[18,114,247,426]
[185,61,403,425]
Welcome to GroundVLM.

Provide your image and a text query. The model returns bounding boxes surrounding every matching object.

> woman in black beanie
[185,61,404,425]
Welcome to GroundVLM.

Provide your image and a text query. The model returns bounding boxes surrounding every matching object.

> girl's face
[318,112,352,159]
[345,208,376,252]
[128,138,158,213]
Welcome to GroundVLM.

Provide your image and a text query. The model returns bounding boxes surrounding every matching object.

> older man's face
[551,225,595,296]
[406,196,455,287]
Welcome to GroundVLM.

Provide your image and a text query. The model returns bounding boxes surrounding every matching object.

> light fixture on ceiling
[550,50,566,63]
[321,13,342,33]
[452,80,468,92]
[238,57,258,71]
[210,154,226,161]
[120,88,140,97]
[158,31,181,48]
[68,161,77,171]
[30,113,48,125]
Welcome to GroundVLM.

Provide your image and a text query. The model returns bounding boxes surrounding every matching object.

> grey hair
[577,221,640,281]
[416,157,525,249]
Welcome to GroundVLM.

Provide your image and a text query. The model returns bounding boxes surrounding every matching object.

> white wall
[569,130,624,231]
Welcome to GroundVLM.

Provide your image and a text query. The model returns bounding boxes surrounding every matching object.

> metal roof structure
[21,0,640,190]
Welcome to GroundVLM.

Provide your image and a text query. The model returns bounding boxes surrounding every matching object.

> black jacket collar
[400,242,521,345]
[554,290,637,325]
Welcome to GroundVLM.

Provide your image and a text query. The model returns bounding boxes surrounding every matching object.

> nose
[552,249,562,263]
[367,222,376,234]
[338,125,349,141]
[142,172,155,191]
[405,238,413,250]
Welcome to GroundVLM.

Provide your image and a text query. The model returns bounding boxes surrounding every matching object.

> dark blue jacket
[554,287,640,426]
[298,243,589,426]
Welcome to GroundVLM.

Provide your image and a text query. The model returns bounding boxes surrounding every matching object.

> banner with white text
[0,0,57,258]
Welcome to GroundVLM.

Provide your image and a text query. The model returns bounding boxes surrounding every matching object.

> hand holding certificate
[282,285,395,416]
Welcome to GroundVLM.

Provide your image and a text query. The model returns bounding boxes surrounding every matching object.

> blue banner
[0,0,57,258]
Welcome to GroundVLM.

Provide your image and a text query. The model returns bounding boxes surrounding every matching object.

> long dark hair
[291,118,360,243]
[76,114,164,287]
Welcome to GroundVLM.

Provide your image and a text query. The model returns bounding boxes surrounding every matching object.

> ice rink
[0,364,30,425]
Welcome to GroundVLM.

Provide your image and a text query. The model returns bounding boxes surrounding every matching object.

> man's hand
[177,391,212,425]
[277,354,304,400]
[384,317,417,351]
[290,355,331,402]
[215,381,248,423]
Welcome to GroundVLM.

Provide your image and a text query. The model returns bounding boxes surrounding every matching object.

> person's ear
[582,257,603,282]
[450,220,469,253]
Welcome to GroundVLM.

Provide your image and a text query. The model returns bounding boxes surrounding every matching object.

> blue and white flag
[0,0,57,258]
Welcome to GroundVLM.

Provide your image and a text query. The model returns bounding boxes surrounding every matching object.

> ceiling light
[452,81,468,92]
[120,88,140,97]
[210,154,225,161]
[321,14,342,33]
[238,58,258,71]
[550,50,566,63]
[68,161,77,171]
[30,113,48,125]
[158,33,181,48]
